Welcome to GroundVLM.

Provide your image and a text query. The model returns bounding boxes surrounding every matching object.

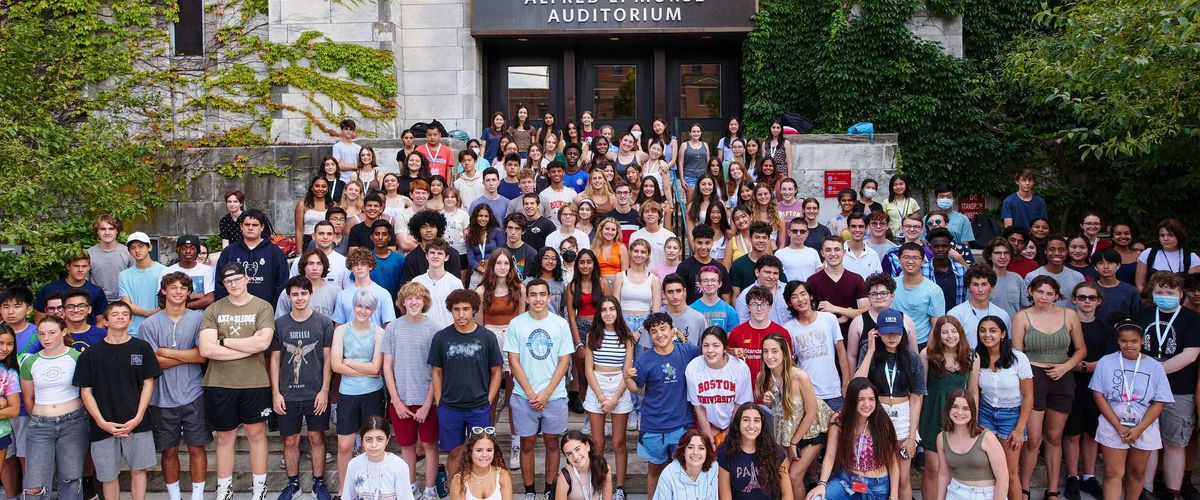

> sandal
[1022,490,1031,499]
[1046,491,1060,499]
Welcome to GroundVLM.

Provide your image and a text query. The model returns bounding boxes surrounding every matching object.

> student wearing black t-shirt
[1063,282,1116,499]
[1136,272,1200,499]
[717,402,790,500]
[603,180,642,244]
[428,289,503,471]
[676,224,732,304]
[519,193,556,250]
[73,302,162,500]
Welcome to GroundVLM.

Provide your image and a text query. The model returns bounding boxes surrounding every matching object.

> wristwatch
[219,337,226,347]
[1080,361,1088,371]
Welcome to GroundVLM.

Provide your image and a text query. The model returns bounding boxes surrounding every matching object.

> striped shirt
[591,330,628,368]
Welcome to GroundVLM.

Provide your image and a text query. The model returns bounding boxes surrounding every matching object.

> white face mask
[863,188,877,199]
[631,131,642,139]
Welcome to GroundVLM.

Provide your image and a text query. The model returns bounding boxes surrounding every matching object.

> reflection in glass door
[487,55,561,132]
[578,57,651,133]
[507,65,551,123]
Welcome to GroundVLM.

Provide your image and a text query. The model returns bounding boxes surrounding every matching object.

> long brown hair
[833,378,897,471]
[755,333,799,422]
[940,389,984,437]
[721,403,783,495]
[586,296,634,352]
[455,432,505,489]
[927,316,973,377]
[480,248,522,312]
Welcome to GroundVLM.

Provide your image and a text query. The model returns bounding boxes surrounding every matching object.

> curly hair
[454,432,506,491]
[408,209,447,239]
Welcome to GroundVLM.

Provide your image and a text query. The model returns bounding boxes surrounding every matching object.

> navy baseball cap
[878,309,904,335]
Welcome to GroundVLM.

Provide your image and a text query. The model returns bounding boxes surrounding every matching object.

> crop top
[19,349,81,406]
[577,290,598,318]
[942,433,995,482]
[483,292,521,326]
[596,242,623,276]
[832,412,883,472]
[591,330,628,368]
[1023,310,1072,364]
[619,271,654,311]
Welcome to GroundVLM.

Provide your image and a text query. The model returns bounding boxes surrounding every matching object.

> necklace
[470,468,492,481]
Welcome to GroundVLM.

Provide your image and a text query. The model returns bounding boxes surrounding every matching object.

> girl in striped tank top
[581,297,634,498]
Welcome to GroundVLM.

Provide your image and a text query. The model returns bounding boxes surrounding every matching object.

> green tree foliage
[1001,0,1200,231]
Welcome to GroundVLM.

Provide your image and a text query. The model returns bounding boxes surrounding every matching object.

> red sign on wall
[959,193,985,220]
[824,170,852,198]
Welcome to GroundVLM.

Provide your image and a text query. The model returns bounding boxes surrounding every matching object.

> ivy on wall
[742,0,1025,199]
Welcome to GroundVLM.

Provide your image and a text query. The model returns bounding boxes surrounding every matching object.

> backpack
[847,122,874,143]
[970,214,1002,249]
[408,122,429,136]
[1146,246,1194,277]
[779,112,814,134]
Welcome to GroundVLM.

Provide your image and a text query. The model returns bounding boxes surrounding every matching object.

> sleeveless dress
[772,379,833,448]
[919,352,975,451]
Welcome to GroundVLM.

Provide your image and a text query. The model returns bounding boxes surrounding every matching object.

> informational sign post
[824,170,852,198]
[959,193,985,220]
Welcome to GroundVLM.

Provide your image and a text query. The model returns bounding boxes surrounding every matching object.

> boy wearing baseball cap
[161,235,216,310]
[118,232,165,336]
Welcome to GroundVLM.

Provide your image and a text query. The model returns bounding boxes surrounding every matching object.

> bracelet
[817,481,827,487]
[574,342,584,350]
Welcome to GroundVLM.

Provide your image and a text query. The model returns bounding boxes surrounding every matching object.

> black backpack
[408,122,429,136]
[779,112,814,134]
[970,214,1001,249]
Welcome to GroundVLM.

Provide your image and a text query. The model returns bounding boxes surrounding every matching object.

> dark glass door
[577,56,653,134]
[487,56,562,131]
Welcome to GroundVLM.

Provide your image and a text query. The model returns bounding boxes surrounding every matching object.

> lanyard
[570,466,593,500]
[1155,307,1181,356]
[884,359,898,396]
[1120,354,1143,402]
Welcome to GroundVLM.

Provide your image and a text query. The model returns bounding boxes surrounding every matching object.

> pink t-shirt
[420,143,455,178]
[778,199,804,226]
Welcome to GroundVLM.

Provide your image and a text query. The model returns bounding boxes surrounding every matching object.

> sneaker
[83,476,98,500]
[510,446,522,470]
[626,411,638,431]
[1141,490,1158,500]
[1183,482,1200,500]
[326,451,336,463]
[1080,477,1103,499]
[251,483,269,500]
[613,486,626,500]
[277,482,301,500]
[215,484,234,500]
[278,455,287,470]
[582,419,591,434]
[312,478,334,500]
[1065,475,1081,500]
[523,493,537,500]
[436,464,449,498]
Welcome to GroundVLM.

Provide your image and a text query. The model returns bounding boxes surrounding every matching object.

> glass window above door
[507,65,551,119]
[680,64,721,119]
[593,64,637,120]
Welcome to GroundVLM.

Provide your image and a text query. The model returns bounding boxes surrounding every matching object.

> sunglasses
[470,426,496,436]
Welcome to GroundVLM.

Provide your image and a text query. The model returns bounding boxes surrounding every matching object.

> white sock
[252,474,267,490]
[192,482,207,500]
[1082,474,1095,481]
[166,482,182,500]
[512,435,519,449]
[217,477,233,490]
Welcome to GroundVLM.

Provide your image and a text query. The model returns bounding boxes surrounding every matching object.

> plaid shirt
[922,258,968,307]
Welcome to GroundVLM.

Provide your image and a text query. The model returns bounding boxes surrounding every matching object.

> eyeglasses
[222,276,245,285]
[63,304,89,311]
[790,229,809,234]
[470,427,496,436]
[902,224,923,230]
[1074,295,1100,302]
[899,255,922,261]
[44,305,64,312]
[748,302,770,309]
[868,291,892,298]
[869,221,887,226]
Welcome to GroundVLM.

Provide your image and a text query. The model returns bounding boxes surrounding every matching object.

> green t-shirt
[201,296,275,389]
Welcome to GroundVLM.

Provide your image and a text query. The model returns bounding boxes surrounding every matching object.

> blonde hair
[596,217,622,245]
[397,282,432,313]
[581,172,615,200]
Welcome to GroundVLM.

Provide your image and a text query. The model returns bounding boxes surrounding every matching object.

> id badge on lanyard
[851,474,869,494]
[1120,353,1142,427]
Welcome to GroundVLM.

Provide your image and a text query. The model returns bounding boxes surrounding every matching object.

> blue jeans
[23,408,88,500]
[980,402,1024,439]
[825,470,890,500]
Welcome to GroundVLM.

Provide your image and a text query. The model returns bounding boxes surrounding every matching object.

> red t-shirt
[420,143,455,178]
[728,321,788,382]
[1008,257,1040,278]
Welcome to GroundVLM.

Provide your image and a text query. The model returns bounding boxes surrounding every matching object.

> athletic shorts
[204,387,272,432]
[92,431,157,482]
[390,404,439,447]
[152,398,212,451]
[278,400,331,437]
[1031,366,1074,413]
[436,404,491,452]
[335,390,384,435]
[637,426,687,465]
[511,395,568,438]
[1064,405,1101,438]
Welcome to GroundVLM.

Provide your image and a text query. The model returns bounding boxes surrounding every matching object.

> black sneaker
[1080,477,1103,499]
[567,391,585,414]
[1182,482,1200,500]
[1140,489,1159,500]
[83,476,98,500]
[1065,476,1081,500]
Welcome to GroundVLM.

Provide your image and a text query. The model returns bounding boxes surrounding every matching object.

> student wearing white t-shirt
[1135,218,1200,292]
[976,315,1033,500]
[162,234,215,310]
[288,221,347,286]
[685,327,753,442]
[332,120,362,182]
[628,201,676,269]
[841,214,883,279]
[412,240,464,330]
[544,204,590,256]
[782,280,849,411]
[947,265,1011,349]
[775,218,822,283]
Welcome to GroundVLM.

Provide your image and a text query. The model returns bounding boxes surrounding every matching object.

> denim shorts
[980,402,1024,439]
[825,470,891,500]
[24,408,89,500]
[947,479,996,499]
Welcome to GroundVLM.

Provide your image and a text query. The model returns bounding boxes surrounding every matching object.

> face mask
[1154,294,1181,310]
[562,250,577,263]
[631,131,642,139]
[863,188,877,199]
[472,147,481,154]
[936,198,954,210]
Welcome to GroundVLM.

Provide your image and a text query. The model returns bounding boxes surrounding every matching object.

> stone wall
[789,134,900,223]
[908,8,963,58]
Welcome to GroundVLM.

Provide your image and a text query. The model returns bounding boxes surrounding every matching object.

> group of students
[5,110,1200,500]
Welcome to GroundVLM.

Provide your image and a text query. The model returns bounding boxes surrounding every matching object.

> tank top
[303,208,326,234]
[682,142,707,179]
[596,242,622,276]
[619,271,653,311]
[464,469,503,500]
[592,330,628,368]
[578,289,598,318]
[561,466,601,500]
[1023,310,1071,364]
[941,433,995,482]
[728,234,749,263]
[483,292,520,327]
[614,153,639,177]
[711,235,727,259]
[340,324,383,395]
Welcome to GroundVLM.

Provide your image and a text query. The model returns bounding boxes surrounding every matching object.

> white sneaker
[250,483,267,500]
[215,485,233,500]
[582,419,591,433]
[626,411,639,431]
[509,446,521,469]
